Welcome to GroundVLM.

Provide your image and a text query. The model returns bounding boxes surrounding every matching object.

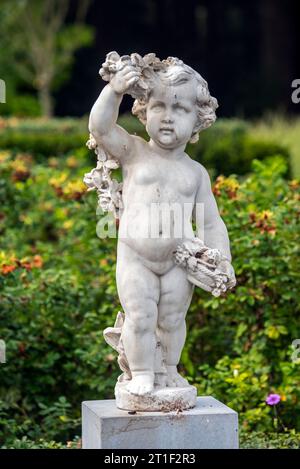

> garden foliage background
[0,115,300,449]
[0,0,300,450]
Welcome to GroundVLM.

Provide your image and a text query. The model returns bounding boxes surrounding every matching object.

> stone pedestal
[115,383,197,412]
[82,396,238,449]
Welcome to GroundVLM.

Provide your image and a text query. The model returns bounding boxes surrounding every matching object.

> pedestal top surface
[82,396,237,418]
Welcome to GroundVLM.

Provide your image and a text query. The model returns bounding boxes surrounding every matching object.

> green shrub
[185,156,300,432]
[1,436,81,449]
[1,95,41,118]
[251,115,300,178]
[240,431,300,449]
[187,119,291,177]
[0,118,87,157]
[0,142,299,447]
[0,116,291,176]
[0,149,119,446]
[3,433,300,449]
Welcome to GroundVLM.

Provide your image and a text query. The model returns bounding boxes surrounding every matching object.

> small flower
[187,256,198,271]
[20,260,32,271]
[1,264,16,275]
[105,353,115,362]
[49,173,68,187]
[48,157,59,168]
[261,210,273,220]
[63,180,86,200]
[289,179,299,190]
[212,175,239,199]
[62,220,74,230]
[83,169,101,191]
[254,210,276,236]
[173,246,189,266]
[11,167,31,182]
[86,134,98,150]
[205,248,222,265]
[99,51,121,81]
[251,239,260,246]
[266,393,281,406]
[32,255,43,268]
[66,156,78,168]
[0,150,11,163]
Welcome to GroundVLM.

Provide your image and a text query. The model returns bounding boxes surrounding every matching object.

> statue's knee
[158,311,184,332]
[125,309,156,335]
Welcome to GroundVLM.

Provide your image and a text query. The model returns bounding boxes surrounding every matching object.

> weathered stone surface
[85,51,236,408]
[115,382,197,412]
[82,396,239,449]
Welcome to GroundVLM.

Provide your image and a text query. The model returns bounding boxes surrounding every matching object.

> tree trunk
[38,85,53,118]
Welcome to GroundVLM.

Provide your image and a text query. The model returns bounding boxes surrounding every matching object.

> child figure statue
[85,52,236,411]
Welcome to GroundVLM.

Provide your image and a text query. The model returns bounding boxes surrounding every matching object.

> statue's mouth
[160,128,174,133]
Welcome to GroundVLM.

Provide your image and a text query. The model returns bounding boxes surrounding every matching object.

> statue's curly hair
[131,57,218,144]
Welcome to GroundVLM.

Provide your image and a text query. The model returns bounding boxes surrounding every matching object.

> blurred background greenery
[0,0,299,449]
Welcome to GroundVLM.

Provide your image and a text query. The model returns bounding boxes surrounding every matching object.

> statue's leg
[157,264,194,387]
[116,241,160,395]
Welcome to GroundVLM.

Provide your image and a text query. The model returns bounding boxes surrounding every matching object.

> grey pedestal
[82,396,238,449]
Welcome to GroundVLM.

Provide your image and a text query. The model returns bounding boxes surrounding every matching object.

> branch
[75,0,91,23]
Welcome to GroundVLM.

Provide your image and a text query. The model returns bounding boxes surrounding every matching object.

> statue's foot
[166,366,189,387]
[125,372,154,396]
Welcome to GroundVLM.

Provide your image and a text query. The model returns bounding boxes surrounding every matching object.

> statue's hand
[109,64,140,95]
[217,259,236,289]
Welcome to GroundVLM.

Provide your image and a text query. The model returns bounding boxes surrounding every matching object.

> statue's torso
[118,139,200,263]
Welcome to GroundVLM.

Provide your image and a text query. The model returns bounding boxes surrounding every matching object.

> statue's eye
[174,104,189,113]
[151,103,164,111]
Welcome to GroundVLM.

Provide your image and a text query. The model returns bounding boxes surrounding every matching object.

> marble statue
[84,52,236,411]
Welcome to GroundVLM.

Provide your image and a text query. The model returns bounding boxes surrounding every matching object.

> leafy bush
[240,431,300,449]
[3,433,300,449]
[1,94,41,118]
[0,118,87,157]
[0,116,291,176]
[187,119,291,177]
[185,156,300,432]
[0,142,299,447]
[0,149,119,446]
[1,435,81,449]
[251,115,300,178]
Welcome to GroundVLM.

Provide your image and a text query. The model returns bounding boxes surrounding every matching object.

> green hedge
[187,118,291,177]
[0,116,291,176]
[0,95,41,118]
[0,118,87,157]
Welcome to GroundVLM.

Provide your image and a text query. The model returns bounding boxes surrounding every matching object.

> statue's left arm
[192,165,233,265]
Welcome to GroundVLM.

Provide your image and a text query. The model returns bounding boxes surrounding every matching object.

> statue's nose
[161,115,173,123]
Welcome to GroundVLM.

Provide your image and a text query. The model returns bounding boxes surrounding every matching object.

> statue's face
[146,79,198,149]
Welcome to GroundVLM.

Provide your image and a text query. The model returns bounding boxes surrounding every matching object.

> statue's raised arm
[89,56,137,162]
[89,51,164,163]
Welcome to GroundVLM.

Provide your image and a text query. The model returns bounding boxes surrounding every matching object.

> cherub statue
[85,52,236,410]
